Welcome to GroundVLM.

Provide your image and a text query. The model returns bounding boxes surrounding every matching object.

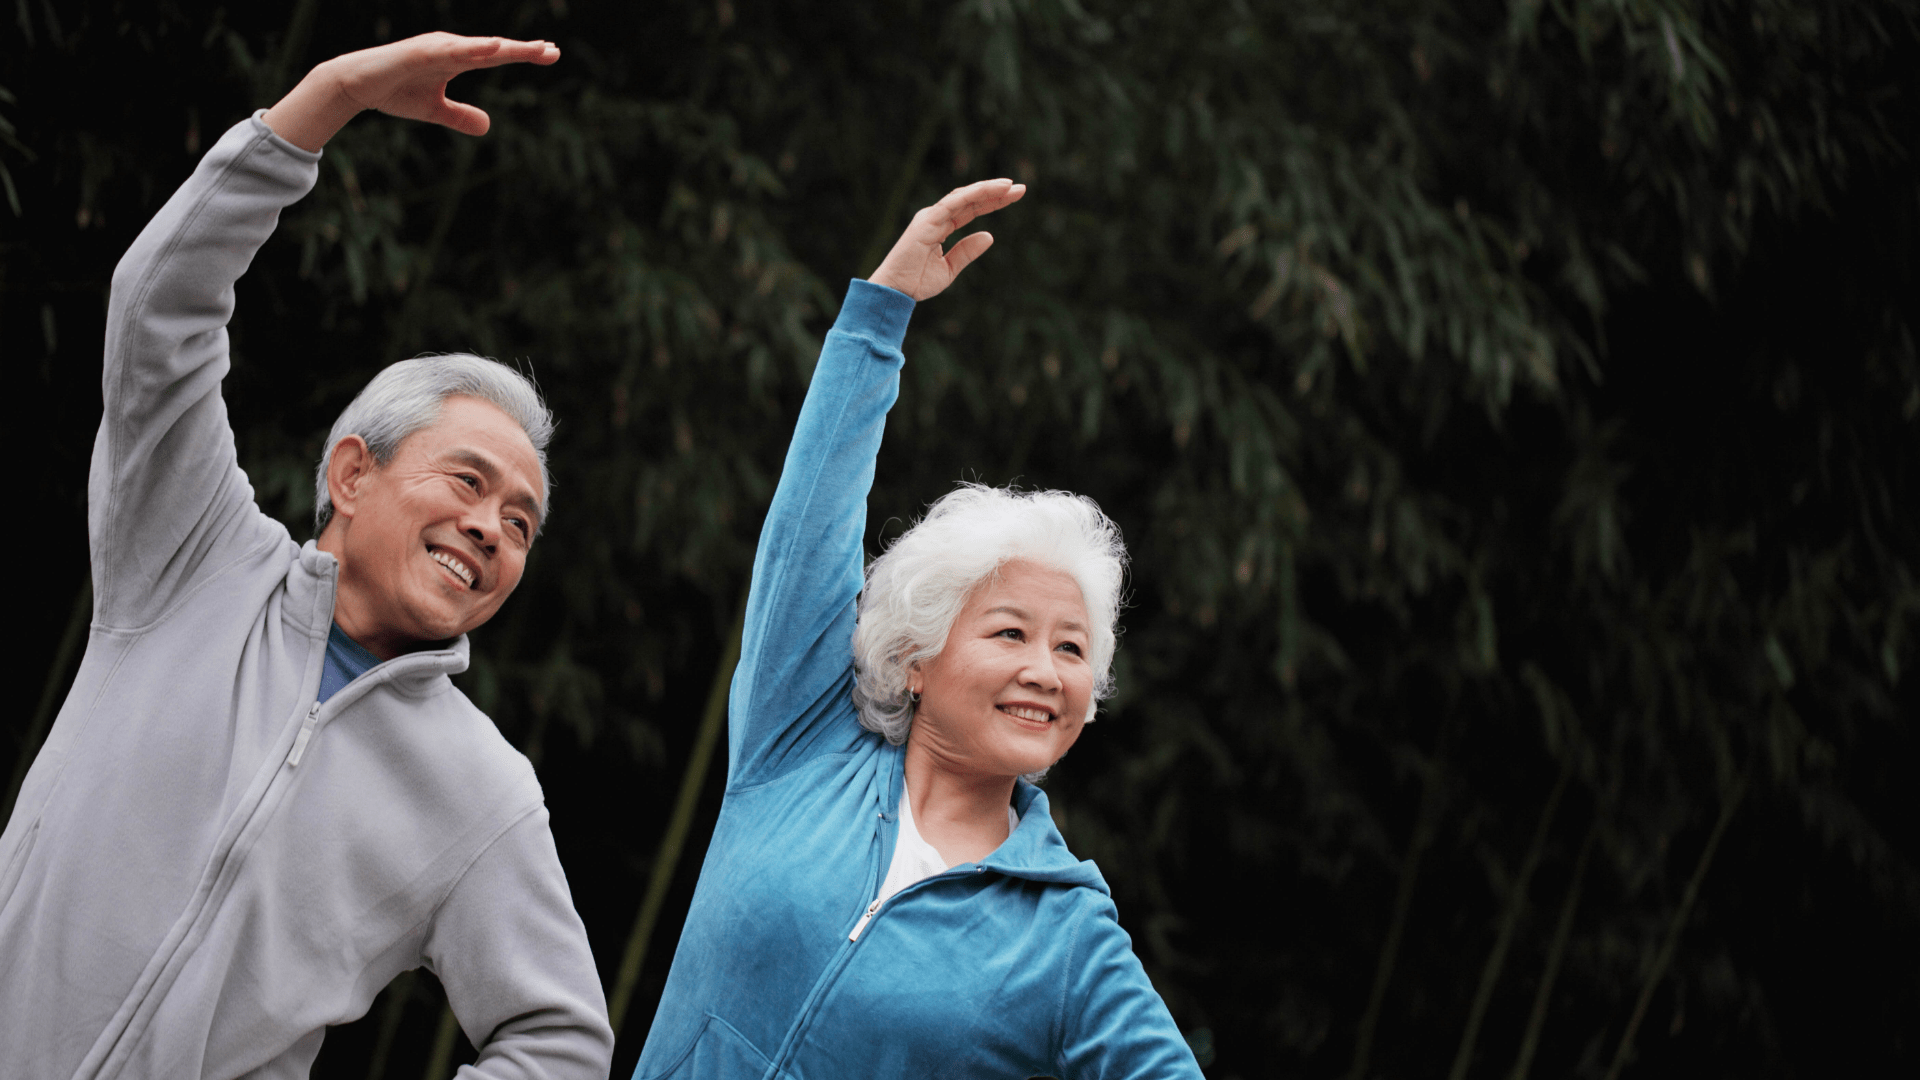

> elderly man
[0,34,613,1079]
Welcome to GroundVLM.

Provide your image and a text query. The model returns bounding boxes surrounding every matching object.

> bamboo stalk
[1601,777,1746,1080]
[420,1003,460,1080]
[1344,750,1447,1080]
[605,600,747,1039]
[362,970,415,1080]
[265,0,321,99]
[1507,817,1598,1080]
[8,578,91,824]
[1446,761,1571,1080]
[388,136,478,361]
[856,98,946,277]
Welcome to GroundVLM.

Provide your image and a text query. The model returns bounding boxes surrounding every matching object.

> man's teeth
[1001,705,1054,723]
[430,549,475,587]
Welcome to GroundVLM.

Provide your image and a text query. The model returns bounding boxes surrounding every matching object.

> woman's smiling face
[907,560,1094,779]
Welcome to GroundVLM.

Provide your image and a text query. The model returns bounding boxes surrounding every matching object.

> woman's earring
[908,687,921,705]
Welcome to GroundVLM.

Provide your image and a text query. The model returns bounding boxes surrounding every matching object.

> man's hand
[262,33,560,152]
[868,179,1027,302]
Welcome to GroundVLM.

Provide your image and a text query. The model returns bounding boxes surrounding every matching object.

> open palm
[869,179,1028,301]
[329,32,559,136]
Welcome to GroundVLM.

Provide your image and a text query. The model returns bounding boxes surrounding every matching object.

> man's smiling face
[319,395,544,659]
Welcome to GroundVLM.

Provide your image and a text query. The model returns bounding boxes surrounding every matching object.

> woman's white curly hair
[851,484,1127,746]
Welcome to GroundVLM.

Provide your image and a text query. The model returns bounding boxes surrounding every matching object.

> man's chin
[387,586,507,646]
[394,606,488,648]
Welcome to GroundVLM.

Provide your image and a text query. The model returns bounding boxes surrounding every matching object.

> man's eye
[459,474,480,489]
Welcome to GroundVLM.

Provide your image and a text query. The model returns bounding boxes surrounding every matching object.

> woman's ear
[326,435,377,521]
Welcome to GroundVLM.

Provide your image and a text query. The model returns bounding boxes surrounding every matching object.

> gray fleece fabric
[0,115,614,1080]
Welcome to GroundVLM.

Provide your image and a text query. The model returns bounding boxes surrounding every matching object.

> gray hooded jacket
[0,115,614,1080]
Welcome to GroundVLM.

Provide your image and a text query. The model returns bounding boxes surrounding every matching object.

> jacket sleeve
[90,112,318,629]
[1056,900,1206,1080]
[425,806,615,1080]
[725,279,914,788]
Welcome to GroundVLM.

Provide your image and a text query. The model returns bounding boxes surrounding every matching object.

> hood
[986,780,1112,893]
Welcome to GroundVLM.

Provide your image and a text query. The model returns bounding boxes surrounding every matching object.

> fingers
[431,35,559,70]
[936,178,1027,228]
[869,178,1025,299]
[943,231,996,279]
[461,37,561,68]
[435,99,492,137]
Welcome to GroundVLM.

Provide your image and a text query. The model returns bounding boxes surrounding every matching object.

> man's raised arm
[262,32,558,152]
[92,33,559,632]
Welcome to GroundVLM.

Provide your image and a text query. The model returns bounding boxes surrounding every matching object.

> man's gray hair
[314,353,555,533]
[851,484,1127,753]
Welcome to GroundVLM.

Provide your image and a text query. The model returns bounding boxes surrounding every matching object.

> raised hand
[262,33,560,152]
[868,179,1028,302]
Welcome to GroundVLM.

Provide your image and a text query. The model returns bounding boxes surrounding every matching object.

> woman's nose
[1019,647,1062,691]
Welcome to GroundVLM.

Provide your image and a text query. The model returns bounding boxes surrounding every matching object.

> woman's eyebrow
[983,604,1086,633]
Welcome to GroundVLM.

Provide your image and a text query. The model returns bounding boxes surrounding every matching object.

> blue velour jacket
[632,280,1204,1080]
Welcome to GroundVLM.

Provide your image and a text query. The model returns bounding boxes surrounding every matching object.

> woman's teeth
[1001,704,1054,723]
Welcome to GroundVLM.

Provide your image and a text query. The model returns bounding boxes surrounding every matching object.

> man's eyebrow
[447,449,543,523]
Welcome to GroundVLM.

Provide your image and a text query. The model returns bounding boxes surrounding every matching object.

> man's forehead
[411,402,545,502]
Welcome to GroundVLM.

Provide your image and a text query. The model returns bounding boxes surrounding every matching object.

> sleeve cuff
[247,108,325,164]
[836,278,916,350]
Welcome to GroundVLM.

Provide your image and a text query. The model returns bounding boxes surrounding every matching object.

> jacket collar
[295,540,472,693]
[985,781,1111,894]
[881,741,1111,895]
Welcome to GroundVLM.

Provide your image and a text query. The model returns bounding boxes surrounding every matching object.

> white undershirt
[874,780,1021,906]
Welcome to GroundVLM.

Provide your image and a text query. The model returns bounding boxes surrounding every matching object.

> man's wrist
[261,62,365,152]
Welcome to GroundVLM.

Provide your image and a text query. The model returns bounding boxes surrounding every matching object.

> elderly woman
[633,182,1202,1080]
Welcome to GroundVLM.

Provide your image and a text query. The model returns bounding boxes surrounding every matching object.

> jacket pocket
[638,1013,777,1080]
[0,818,40,915]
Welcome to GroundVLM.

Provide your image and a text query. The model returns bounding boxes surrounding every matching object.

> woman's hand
[262,33,560,152]
[868,179,1027,301]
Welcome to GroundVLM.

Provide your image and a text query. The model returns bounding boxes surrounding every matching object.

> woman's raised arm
[725,181,1024,787]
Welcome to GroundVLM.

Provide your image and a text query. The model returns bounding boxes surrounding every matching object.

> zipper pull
[849,897,882,942]
[286,701,322,767]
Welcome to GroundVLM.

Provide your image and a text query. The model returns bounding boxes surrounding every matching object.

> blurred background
[5,1,1917,1077]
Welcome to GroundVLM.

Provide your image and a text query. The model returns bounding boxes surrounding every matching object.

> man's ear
[326,435,378,522]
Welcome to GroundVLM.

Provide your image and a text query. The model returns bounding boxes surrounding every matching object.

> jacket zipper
[90,641,460,1077]
[847,864,985,942]
[286,701,322,767]
[848,897,882,941]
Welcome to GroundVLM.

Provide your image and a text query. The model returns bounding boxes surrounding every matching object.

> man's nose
[461,509,497,554]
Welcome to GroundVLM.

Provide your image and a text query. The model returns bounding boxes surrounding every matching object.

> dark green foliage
[8,1,1917,1077]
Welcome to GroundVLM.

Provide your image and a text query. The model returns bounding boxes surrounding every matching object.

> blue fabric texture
[318,622,382,702]
[632,279,1203,1080]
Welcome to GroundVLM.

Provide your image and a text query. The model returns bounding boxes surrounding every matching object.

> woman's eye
[997,628,1024,640]
[1058,641,1084,656]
